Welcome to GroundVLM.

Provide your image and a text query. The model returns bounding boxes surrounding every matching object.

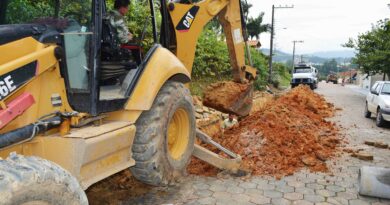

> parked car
[364,81,390,127]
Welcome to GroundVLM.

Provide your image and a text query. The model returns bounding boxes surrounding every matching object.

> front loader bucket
[203,81,253,116]
[193,129,245,175]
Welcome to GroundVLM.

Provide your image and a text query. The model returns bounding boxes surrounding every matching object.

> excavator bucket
[203,81,253,116]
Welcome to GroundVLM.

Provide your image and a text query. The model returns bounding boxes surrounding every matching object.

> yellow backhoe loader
[0,0,257,203]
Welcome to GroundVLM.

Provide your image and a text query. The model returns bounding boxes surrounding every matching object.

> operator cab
[0,0,175,115]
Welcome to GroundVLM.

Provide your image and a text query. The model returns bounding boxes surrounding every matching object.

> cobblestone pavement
[87,82,390,205]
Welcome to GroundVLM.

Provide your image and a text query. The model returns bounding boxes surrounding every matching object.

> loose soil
[203,81,253,116]
[188,85,342,179]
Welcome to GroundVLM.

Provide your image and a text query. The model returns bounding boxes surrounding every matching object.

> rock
[301,155,318,166]
[203,106,210,113]
[374,142,388,149]
[203,113,209,118]
[193,95,203,106]
[240,139,250,147]
[352,152,373,161]
[364,140,376,146]
[315,150,328,161]
[343,148,355,153]
[195,112,203,119]
[195,108,203,113]
[222,114,229,119]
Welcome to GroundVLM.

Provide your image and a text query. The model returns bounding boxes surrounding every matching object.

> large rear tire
[0,153,88,205]
[130,81,196,186]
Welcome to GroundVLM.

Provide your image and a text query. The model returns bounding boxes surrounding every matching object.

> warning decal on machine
[0,61,37,100]
[233,28,243,44]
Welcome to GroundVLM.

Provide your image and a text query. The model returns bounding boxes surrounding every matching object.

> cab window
[1,0,93,91]
[60,0,93,91]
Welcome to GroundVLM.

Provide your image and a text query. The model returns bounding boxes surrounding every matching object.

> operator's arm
[114,18,133,43]
[109,12,133,43]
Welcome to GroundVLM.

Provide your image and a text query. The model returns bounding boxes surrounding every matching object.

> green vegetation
[247,12,270,40]
[190,24,291,95]
[4,0,53,24]
[192,28,231,79]
[344,19,390,80]
[2,0,290,93]
[272,62,291,88]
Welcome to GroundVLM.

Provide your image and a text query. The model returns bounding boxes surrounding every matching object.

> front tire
[130,81,196,186]
[376,108,386,127]
[364,103,371,118]
[0,153,88,205]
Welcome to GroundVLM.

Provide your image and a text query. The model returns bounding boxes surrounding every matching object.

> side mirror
[371,89,378,95]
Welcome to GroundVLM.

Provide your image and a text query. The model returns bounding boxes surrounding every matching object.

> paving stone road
[87,82,390,205]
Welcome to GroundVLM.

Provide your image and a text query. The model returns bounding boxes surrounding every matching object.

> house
[357,72,385,90]
[247,40,261,48]
[338,69,358,84]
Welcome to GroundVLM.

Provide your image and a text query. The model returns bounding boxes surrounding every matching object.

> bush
[249,48,269,90]
[193,28,231,79]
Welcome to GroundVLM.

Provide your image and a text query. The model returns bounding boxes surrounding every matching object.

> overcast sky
[248,0,390,54]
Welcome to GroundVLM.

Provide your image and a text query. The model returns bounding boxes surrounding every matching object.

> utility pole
[292,40,304,70]
[268,4,294,83]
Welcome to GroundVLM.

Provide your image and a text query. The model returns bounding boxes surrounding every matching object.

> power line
[292,40,304,70]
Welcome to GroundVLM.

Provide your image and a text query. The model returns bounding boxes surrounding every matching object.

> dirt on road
[188,85,343,179]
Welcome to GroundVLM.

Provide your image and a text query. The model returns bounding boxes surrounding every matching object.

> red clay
[188,85,341,179]
[203,81,253,116]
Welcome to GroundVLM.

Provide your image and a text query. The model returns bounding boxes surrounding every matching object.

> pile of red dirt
[188,85,341,179]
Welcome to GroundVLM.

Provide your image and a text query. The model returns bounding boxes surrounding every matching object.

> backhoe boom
[168,0,257,83]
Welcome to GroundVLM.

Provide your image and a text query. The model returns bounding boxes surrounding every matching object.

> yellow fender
[125,46,191,111]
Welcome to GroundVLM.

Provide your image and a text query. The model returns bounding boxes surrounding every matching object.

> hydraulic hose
[0,116,62,149]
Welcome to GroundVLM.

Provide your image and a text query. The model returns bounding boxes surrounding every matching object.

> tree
[343,19,390,80]
[246,12,270,40]
[317,59,341,77]
[241,0,252,22]
[0,0,9,24]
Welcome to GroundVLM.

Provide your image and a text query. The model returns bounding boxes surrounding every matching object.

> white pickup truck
[365,81,390,127]
[290,64,318,89]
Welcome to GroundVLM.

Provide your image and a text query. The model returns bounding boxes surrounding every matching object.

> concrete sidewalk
[346,84,369,96]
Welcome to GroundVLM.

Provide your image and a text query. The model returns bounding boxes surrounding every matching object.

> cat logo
[176,6,199,32]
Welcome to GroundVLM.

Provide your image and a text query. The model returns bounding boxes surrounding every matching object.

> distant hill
[260,49,355,64]
[311,50,355,59]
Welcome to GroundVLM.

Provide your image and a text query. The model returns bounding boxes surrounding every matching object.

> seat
[100,18,136,83]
